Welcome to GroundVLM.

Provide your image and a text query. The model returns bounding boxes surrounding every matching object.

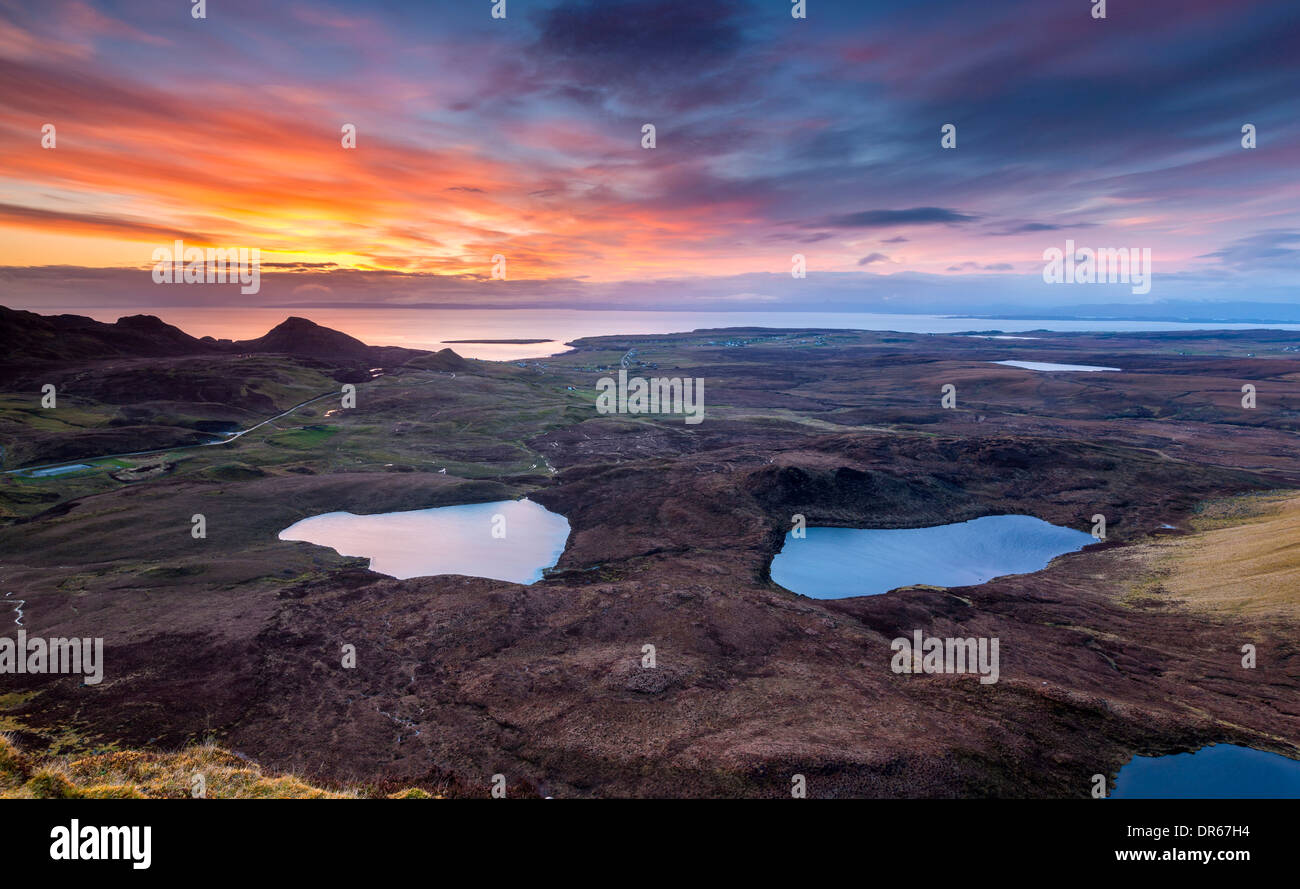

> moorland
[1,306,1298,797]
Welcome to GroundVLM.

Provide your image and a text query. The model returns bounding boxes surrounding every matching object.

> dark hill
[403,348,469,372]
[0,307,443,370]
[231,316,373,359]
[0,306,210,362]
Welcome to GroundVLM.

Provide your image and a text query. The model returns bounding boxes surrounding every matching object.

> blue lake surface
[770,514,1096,599]
[278,498,570,584]
[1112,744,1300,799]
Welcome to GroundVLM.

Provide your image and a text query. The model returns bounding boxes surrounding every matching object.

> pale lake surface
[278,498,569,583]
[1112,745,1300,799]
[34,306,1300,360]
[994,360,1122,372]
[770,514,1096,599]
[25,464,92,477]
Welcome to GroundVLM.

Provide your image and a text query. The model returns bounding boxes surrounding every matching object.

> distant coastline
[443,338,553,345]
[7,304,1300,361]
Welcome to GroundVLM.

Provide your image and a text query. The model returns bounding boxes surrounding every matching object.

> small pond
[1112,744,1300,798]
[279,498,570,584]
[993,360,1121,372]
[770,514,1096,599]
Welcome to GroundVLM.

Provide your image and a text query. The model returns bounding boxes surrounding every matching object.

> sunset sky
[0,0,1297,314]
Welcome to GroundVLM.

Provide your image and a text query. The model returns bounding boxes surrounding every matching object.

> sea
[23,306,1300,361]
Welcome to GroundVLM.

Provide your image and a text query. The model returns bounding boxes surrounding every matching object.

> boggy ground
[1,321,1298,797]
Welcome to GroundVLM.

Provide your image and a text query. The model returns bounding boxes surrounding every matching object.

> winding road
[4,389,343,477]
[4,368,462,478]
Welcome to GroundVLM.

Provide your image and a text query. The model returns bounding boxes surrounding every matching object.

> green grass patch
[204,462,267,481]
[267,425,340,449]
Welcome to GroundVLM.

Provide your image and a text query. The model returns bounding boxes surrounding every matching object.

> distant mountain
[0,306,440,368]
[0,306,209,362]
[226,316,374,359]
[403,348,469,372]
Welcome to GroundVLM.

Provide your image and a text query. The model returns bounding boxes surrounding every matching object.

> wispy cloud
[0,0,1295,310]
[820,208,978,229]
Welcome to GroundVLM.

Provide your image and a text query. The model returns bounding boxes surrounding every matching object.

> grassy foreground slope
[1125,492,1300,619]
[0,734,438,799]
